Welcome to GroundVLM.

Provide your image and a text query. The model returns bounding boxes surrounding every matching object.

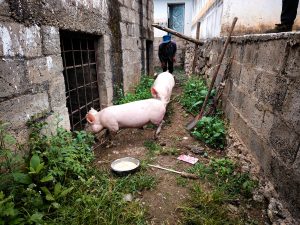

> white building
[154,0,300,39]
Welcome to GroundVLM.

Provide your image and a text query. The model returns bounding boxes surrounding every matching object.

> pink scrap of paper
[177,154,198,164]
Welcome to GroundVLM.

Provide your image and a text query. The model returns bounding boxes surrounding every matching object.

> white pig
[151,71,175,106]
[86,99,166,138]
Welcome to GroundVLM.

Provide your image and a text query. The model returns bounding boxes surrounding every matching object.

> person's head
[162,35,171,44]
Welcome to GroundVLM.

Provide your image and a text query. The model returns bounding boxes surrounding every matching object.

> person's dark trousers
[281,0,299,25]
[167,58,174,74]
[161,59,174,73]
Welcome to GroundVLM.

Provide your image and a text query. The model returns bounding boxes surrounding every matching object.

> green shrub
[191,116,226,149]
[114,76,154,105]
[180,77,215,115]
[0,121,152,224]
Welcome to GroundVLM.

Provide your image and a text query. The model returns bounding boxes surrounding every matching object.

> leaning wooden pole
[192,22,201,75]
[152,24,204,45]
[186,17,238,131]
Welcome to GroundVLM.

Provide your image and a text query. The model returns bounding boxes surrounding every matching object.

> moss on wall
[107,0,124,101]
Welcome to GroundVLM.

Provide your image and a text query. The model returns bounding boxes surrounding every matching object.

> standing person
[267,0,299,33]
[158,34,177,74]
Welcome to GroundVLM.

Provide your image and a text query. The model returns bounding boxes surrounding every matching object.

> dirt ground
[93,77,267,224]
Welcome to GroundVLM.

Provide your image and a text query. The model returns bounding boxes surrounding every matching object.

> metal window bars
[60,31,100,131]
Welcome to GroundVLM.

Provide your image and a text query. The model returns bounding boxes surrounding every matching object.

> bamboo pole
[148,164,199,179]
[192,22,201,75]
[152,24,203,45]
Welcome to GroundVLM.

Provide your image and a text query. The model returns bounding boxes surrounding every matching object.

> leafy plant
[0,192,22,225]
[0,121,153,224]
[180,77,215,115]
[191,116,226,149]
[114,76,154,105]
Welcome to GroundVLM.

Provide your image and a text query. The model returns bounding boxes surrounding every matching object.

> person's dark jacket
[158,41,177,62]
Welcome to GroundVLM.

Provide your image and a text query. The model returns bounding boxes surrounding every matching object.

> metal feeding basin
[111,157,140,175]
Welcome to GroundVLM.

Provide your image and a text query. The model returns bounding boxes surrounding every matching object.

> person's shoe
[266,24,293,33]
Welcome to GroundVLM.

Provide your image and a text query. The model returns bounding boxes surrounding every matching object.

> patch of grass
[179,185,241,225]
[191,116,226,149]
[188,158,258,198]
[164,102,175,125]
[176,176,188,187]
[160,147,180,156]
[143,140,162,157]
[114,76,154,105]
[143,140,179,157]
[180,158,259,225]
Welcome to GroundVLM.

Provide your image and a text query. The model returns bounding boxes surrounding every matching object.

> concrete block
[26,55,63,84]
[45,106,71,133]
[0,0,10,18]
[41,26,61,55]
[239,65,261,94]
[229,85,246,110]
[229,60,242,85]
[256,40,287,72]
[280,79,300,134]
[284,44,300,79]
[270,156,300,221]
[260,110,274,140]
[242,43,259,65]
[269,117,300,164]
[254,72,288,112]
[0,93,50,128]
[240,94,264,131]
[0,59,27,98]
[48,75,67,109]
[0,23,42,58]
[120,6,129,22]
[123,0,132,9]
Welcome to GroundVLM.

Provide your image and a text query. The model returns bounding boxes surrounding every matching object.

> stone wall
[185,32,300,221]
[153,35,186,69]
[0,0,153,143]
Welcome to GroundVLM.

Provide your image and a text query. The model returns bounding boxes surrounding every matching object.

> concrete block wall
[0,0,154,143]
[120,0,154,92]
[184,32,300,221]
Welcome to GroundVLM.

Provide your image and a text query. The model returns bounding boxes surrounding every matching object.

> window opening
[60,31,100,131]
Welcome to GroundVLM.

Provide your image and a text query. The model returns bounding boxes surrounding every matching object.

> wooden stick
[186,17,238,130]
[192,22,201,74]
[148,164,199,179]
[152,24,203,45]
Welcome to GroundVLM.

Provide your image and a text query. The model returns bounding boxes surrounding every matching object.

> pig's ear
[151,87,158,97]
[86,113,96,124]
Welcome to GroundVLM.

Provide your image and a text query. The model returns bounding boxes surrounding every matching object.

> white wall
[221,0,300,35]
[153,0,193,37]
[191,0,300,39]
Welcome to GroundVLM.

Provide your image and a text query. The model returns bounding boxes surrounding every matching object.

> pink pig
[86,99,166,138]
[151,71,175,106]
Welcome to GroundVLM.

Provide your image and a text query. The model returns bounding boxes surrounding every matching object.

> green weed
[114,76,154,105]
[143,140,162,157]
[0,121,151,224]
[188,158,258,198]
[180,77,215,115]
[191,116,226,149]
[179,185,241,225]
[176,176,188,187]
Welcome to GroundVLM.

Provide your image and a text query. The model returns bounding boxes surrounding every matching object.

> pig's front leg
[154,120,165,139]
